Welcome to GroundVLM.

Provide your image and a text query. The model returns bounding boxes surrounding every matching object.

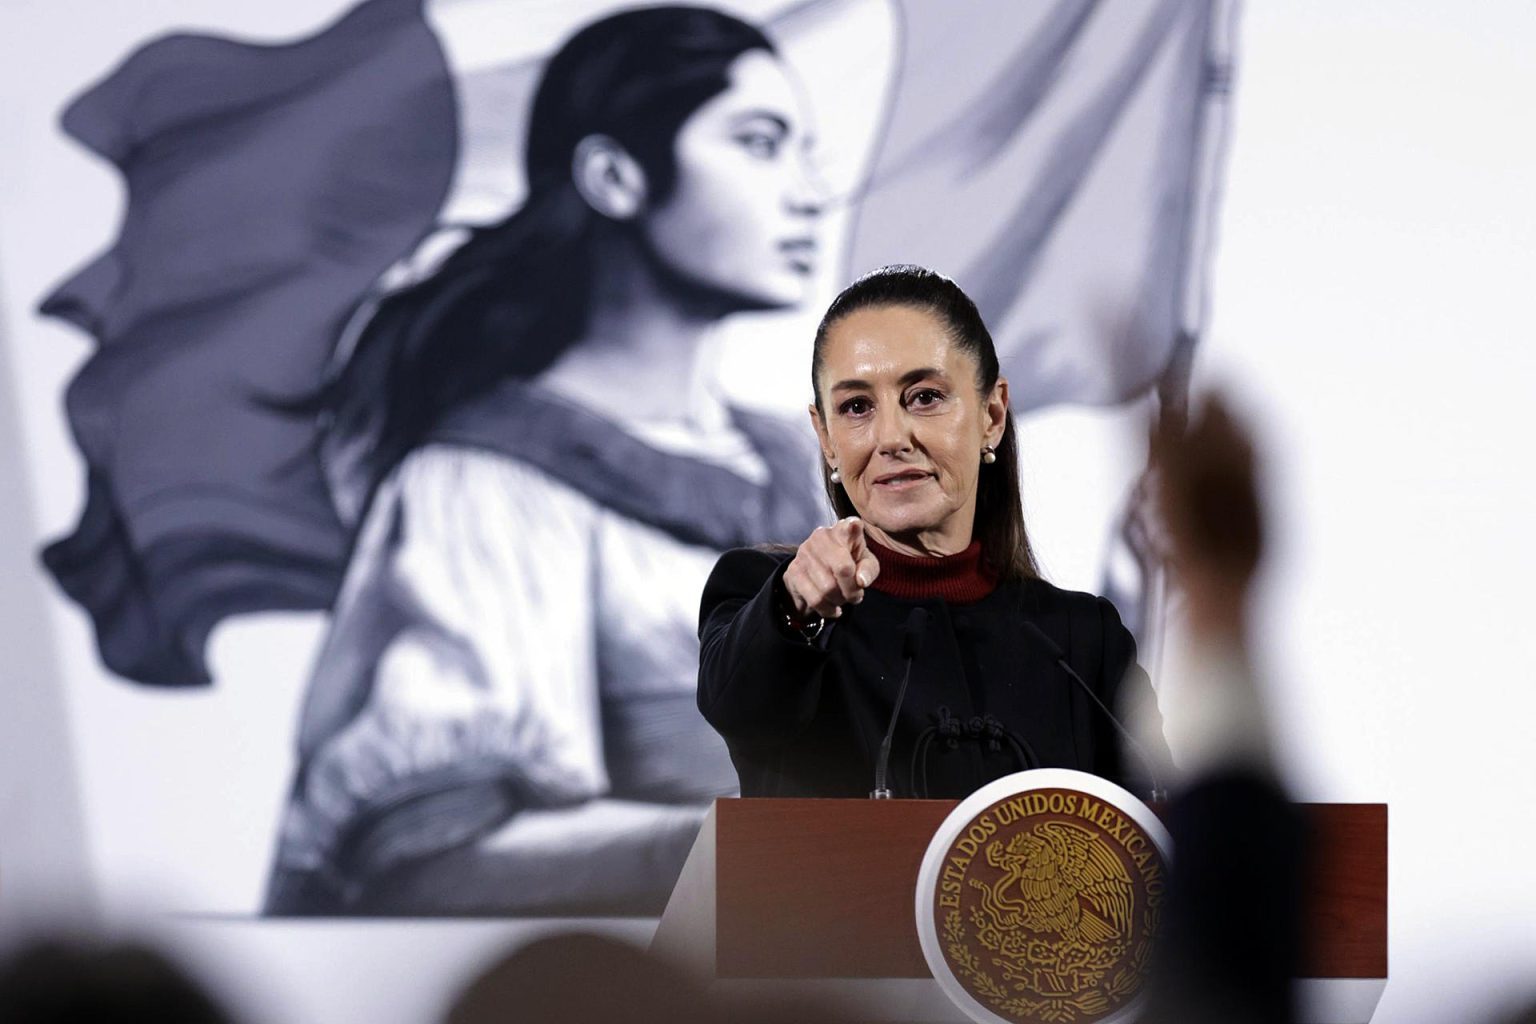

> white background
[2,1,1534,1022]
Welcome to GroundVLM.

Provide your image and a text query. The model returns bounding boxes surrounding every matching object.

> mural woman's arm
[268,448,607,907]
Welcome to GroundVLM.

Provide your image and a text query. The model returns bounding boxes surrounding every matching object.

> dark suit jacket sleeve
[697,548,830,747]
[1096,595,1171,792]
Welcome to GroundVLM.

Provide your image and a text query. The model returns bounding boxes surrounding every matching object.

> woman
[265,7,828,914]
[698,265,1167,799]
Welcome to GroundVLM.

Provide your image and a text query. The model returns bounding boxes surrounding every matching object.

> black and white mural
[10,0,1233,916]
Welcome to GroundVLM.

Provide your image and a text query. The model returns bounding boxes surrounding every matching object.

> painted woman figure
[263,6,828,914]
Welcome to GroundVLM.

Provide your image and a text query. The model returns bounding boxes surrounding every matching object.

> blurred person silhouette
[1494,996,1536,1024]
[1132,392,1306,1024]
[0,938,234,1024]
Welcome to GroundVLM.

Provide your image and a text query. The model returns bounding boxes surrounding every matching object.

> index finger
[840,516,866,557]
[838,518,880,588]
[854,548,880,590]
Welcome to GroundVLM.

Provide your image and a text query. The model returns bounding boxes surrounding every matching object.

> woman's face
[811,305,1009,557]
[641,50,823,309]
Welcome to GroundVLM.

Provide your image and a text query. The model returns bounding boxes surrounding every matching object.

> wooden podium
[652,798,1386,1023]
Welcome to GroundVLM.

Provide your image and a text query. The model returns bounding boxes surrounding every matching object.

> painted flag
[849,0,1233,413]
[39,0,457,684]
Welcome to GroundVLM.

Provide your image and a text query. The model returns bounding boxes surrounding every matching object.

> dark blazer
[697,547,1166,800]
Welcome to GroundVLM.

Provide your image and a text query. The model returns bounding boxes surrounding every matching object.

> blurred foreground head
[447,933,702,1024]
[446,932,845,1024]
[0,938,232,1024]
[1496,996,1536,1024]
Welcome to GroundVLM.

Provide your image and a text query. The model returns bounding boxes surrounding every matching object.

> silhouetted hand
[1150,393,1264,640]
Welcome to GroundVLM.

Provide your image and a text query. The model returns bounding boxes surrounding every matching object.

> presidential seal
[915,769,1171,1024]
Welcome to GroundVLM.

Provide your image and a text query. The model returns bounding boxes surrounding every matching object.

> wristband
[783,607,826,642]
[775,576,826,643]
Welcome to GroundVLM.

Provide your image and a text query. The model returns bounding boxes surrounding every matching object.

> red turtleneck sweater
[866,537,998,604]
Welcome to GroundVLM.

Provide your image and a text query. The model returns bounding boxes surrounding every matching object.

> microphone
[871,607,929,799]
[1021,621,1167,802]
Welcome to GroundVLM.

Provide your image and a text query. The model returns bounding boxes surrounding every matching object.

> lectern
[651,798,1386,1023]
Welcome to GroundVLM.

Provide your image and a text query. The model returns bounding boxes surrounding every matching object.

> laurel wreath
[942,908,1155,1023]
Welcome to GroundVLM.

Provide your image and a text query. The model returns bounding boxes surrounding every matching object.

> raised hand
[1150,392,1264,638]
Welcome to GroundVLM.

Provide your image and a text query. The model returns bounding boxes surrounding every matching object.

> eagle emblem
[970,821,1134,995]
[925,783,1166,1024]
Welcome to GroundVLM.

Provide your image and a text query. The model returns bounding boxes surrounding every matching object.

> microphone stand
[1022,621,1168,802]
[871,607,929,799]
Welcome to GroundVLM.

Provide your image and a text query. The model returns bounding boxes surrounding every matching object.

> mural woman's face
[641,49,823,309]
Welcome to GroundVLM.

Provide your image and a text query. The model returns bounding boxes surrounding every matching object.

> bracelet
[783,607,827,643]
[775,576,826,643]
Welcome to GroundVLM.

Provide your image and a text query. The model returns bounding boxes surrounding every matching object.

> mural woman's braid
[334,9,775,490]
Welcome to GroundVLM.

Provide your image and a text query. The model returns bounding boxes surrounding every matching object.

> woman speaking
[698,266,1167,800]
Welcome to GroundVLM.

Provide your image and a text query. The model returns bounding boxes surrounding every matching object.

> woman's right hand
[782,517,882,620]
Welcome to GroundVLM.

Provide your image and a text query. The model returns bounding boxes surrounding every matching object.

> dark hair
[811,265,1040,581]
[0,939,232,1024]
[329,7,775,490]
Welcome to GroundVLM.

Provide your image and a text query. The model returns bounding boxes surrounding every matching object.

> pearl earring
[829,467,842,484]
[981,445,997,465]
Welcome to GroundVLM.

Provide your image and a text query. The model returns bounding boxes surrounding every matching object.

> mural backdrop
[10,0,1234,916]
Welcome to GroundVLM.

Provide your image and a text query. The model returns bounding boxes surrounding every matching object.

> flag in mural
[32,0,1235,915]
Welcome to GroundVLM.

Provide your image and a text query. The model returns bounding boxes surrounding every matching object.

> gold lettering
[968,814,997,842]
[1103,815,1132,843]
